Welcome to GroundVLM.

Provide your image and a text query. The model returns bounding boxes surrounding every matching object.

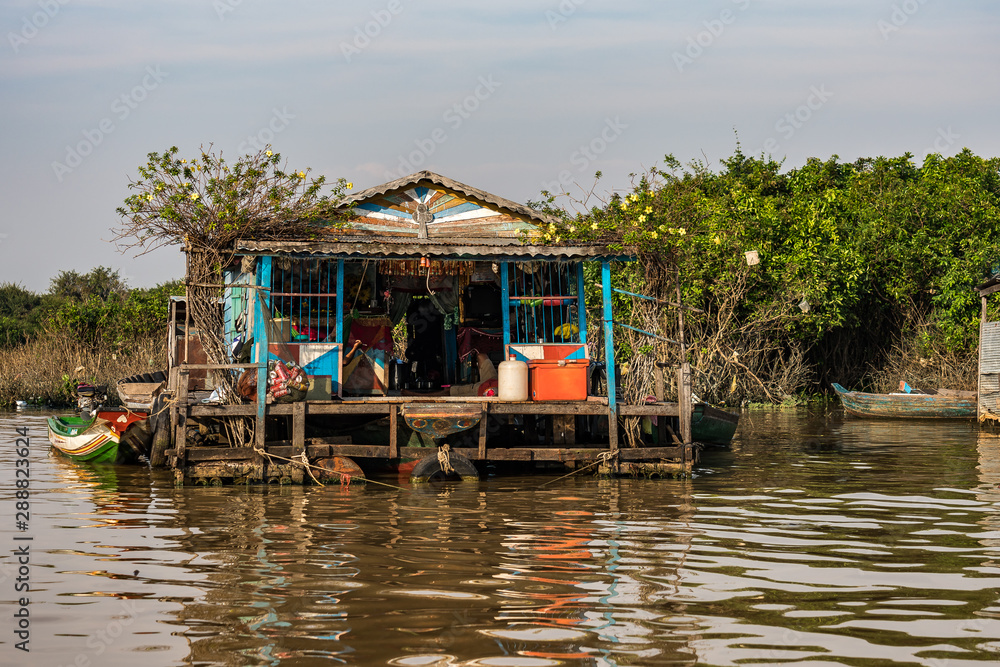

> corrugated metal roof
[982,321,1000,374]
[235,238,620,260]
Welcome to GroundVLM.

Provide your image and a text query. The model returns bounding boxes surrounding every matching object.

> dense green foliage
[0,267,182,351]
[49,266,129,301]
[540,149,1000,400]
[0,267,182,406]
[47,278,183,350]
[0,283,45,347]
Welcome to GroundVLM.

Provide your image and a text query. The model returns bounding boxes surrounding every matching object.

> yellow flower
[622,200,629,209]
[266,150,273,157]
[638,214,646,223]
[182,182,190,188]
[678,228,686,236]
[554,236,561,243]
[146,193,154,201]
[181,159,187,164]
[568,225,576,233]
[714,235,721,245]
[190,192,199,200]
[297,171,306,179]
[645,206,652,213]
[346,182,353,189]
[650,231,658,239]
[591,222,598,229]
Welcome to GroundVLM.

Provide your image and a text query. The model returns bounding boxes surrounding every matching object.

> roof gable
[338,171,550,240]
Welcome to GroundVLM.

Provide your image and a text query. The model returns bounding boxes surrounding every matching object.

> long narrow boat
[831,383,976,419]
[692,403,740,446]
[117,370,167,410]
[47,416,123,463]
[662,402,740,447]
[47,412,152,464]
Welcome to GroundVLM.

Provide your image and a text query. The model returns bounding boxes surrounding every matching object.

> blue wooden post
[501,261,511,350]
[335,259,345,344]
[254,256,272,448]
[576,261,588,345]
[601,259,616,409]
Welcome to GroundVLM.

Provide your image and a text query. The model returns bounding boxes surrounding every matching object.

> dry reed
[0,332,166,407]
[868,337,977,394]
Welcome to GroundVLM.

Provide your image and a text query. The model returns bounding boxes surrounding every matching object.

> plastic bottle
[498,355,529,401]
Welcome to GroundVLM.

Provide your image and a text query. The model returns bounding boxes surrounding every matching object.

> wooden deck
[166,393,693,485]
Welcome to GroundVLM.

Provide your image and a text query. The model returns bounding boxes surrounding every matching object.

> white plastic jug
[498,356,529,401]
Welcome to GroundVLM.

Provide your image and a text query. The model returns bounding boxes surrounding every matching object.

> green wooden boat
[832,383,976,419]
[691,403,740,446]
[658,402,740,447]
[47,416,122,463]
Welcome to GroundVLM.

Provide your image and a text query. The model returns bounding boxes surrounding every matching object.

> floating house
[157,172,702,484]
[978,272,1000,423]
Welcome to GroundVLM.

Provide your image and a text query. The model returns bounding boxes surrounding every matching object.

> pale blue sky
[2,0,998,291]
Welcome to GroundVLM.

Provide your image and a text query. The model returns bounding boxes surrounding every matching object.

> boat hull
[47,417,121,463]
[401,403,482,440]
[831,383,976,419]
[692,403,740,446]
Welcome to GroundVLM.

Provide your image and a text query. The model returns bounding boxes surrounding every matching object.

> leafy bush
[0,269,183,405]
[0,283,44,347]
[542,148,1000,402]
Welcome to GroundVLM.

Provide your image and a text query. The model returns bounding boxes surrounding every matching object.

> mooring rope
[437,443,455,475]
[251,446,411,492]
[537,450,617,488]
[296,452,326,487]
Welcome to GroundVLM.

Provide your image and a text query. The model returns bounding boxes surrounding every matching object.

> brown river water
[2,409,1000,666]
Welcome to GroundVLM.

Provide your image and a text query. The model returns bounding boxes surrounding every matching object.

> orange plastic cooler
[528,359,589,401]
